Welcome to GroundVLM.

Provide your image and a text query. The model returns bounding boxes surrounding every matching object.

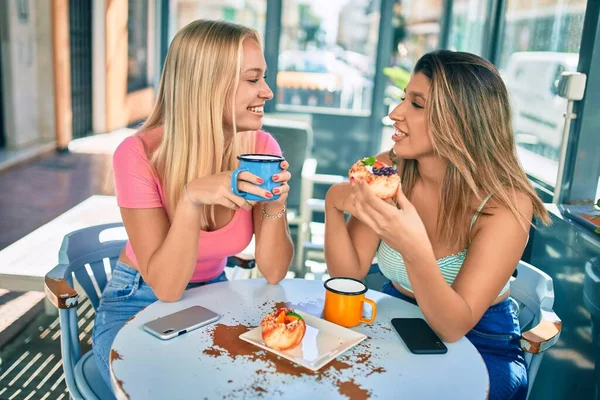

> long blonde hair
[141,20,259,228]
[394,50,550,248]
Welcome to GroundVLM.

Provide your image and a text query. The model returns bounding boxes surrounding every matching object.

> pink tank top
[112,126,282,282]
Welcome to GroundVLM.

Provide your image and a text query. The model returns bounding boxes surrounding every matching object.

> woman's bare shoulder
[477,190,534,234]
[485,191,533,215]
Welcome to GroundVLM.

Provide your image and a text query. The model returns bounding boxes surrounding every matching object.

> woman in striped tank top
[324,50,550,400]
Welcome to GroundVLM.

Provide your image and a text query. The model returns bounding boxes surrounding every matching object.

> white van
[501,51,579,157]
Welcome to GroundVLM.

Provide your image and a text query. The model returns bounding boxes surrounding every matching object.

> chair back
[261,117,313,213]
[510,260,556,397]
[45,223,126,399]
[58,222,128,311]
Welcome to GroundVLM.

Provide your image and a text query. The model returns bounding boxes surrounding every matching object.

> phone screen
[143,306,220,340]
[391,318,448,354]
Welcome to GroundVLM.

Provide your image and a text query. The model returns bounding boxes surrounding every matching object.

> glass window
[170,0,266,35]
[447,0,488,55]
[380,0,443,151]
[128,0,150,93]
[391,0,442,72]
[276,0,380,115]
[498,0,587,187]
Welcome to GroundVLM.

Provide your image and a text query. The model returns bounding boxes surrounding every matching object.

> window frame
[440,0,599,204]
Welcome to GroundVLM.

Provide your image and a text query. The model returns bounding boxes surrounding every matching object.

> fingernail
[273,188,280,194]
[273,176,279,182]
[265,192,273,198]
[257,178,264,184]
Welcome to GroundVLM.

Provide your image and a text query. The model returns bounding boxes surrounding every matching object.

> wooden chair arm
[44,263,79,309]
[520,308,562,354]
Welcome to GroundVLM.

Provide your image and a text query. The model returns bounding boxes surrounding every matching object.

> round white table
[110,279,489,399]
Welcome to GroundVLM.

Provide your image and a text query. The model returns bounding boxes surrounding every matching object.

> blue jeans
[92,261,227,387]
[382,280,528,400]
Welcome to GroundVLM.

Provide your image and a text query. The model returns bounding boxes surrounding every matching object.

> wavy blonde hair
[141,20,259,228]
[393,50,550,248]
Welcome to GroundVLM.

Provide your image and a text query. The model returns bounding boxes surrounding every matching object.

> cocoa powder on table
[203,322,383,399]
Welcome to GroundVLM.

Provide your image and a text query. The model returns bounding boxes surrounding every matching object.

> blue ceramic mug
[231,154,285,202]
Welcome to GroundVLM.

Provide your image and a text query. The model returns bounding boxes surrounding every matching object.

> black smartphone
[391,318,448,355]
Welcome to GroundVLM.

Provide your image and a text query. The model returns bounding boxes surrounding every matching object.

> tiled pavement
[0,296,94,400]
[0,151,115,250]
[0,143,117,399]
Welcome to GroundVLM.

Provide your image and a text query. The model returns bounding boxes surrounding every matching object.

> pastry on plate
[261,308,306,351]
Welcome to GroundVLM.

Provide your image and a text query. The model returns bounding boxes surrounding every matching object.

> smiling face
[388,72,434,160]
[224,38,273,134]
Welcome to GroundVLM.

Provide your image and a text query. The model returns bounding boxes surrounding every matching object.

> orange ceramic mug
[323,277,377,327]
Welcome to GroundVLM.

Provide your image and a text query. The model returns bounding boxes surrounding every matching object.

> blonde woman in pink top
[93,20,294,386]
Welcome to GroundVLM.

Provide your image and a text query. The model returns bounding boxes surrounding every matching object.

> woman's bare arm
[405,195,533,342]
[253,201,294,284]
[120,171,261,302]
[324,151,395,279]
[120,195,207,302]
[324,184,381,279]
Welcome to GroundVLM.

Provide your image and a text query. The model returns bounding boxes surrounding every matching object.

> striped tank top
[376,193,511,296]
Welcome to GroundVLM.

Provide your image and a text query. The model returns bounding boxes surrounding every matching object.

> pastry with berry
[348,156,400,200]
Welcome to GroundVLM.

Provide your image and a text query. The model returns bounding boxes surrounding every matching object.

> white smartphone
[142,305,220,340]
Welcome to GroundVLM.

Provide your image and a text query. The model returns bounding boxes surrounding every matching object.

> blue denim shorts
[382,280,528,400]
[92,261,227,387]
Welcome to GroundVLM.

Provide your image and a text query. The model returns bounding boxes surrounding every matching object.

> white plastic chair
[511,260,562,398]
[296,157,346,269]
[365,260,561,398]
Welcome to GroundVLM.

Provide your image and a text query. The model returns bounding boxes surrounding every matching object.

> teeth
[393,127,407,137]
[248,106,264,113]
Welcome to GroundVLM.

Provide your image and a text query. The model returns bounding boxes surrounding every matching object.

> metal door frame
[69,0,93,139]
[0,31,5,148]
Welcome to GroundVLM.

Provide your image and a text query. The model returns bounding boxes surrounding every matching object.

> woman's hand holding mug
[232,154,291,206]
[185,154,290,211]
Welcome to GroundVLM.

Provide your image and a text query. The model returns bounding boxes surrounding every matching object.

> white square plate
[239,310,367,371]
